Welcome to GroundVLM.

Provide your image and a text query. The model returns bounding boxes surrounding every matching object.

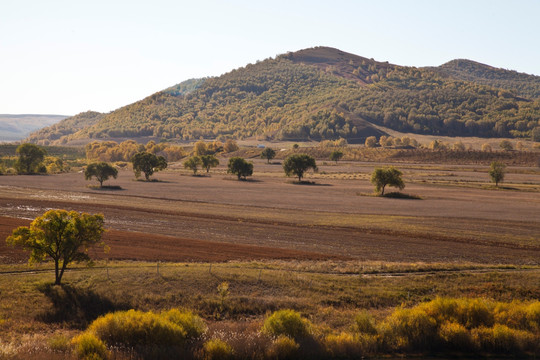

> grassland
[0,151,539,358]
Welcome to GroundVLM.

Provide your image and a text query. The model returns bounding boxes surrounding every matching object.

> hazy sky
[1,0,539,115]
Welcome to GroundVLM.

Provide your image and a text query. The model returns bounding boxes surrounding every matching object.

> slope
[27,47,540,144]
[0,114,68,142]
[434,59,540,100]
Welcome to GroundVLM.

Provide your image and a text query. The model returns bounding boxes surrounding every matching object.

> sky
[1,0,539,115]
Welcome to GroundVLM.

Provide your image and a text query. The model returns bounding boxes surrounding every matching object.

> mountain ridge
[26,47,540,145]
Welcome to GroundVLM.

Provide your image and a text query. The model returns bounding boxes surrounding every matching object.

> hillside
[0,114,67,142]
[434,59,540,100]
[27,47,540,144]
[25,111,104,145]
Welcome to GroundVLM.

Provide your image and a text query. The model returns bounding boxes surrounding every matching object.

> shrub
[438,321,473,350]
[160,308,207,339]
[266,335,299,360]
[365,136,377,148]
[72,332,109,360]
[381,307,438,350]
[471,325,537,353]
[324,332,365,358]
[203,339,234,360]
[88,309,188,347]
[263,309,311,340]
[353,311,377,335]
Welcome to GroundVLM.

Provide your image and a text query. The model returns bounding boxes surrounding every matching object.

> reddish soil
[0,216,346,264]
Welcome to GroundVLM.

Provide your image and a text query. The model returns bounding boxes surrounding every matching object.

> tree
[260,148,276,163]
[330,150,344,164]
[371,167,405,195]
[15,143,47,174]
[283,154,318,182]
[200,155,219,173]
[489,161,506,186]
[6,210,106,285]
[365,136,377,148]
[184,156,202,174]
[193,141,208,156]
[84,162,118,187]
[227,157,253,180]
[131,152,167,181]
[223,139,239,153]
[532,127,540,142]
[499,140,513,151]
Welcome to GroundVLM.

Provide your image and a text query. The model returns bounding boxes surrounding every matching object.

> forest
[26,47,540,145]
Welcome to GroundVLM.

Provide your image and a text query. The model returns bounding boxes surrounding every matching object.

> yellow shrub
[353,311,377,335]
[382,307,438,350]
[263,309,311,340]
[472,324,537,353]
[324,332,367,358]
[438,321,473,350]
[203,339,234,360]
[87,309,188,347]
[160,308,207,339]
[266,335,299,360]
[72,332,109,360]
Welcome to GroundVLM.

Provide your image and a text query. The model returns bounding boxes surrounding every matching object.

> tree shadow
[36,283,130,328]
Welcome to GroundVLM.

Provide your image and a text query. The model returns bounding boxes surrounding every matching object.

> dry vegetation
[0,147,539,358]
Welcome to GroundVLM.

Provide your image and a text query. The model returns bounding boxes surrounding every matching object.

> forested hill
[433,59,540,100]
[27,47,540,145]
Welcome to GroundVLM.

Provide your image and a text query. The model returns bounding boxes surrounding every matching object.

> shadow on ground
[37,283,130,328]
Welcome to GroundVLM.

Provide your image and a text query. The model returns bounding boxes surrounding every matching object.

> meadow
[0,147,539,358]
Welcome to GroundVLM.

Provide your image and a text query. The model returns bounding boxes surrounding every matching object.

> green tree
[84,162,118,187]
[131,152,167,181]
[193,141,208,156]
[371,167,405,195]
[184,156,202,175]
[227,157,253,180]
[283,154,318,182]
[6,210,106,285]
[200,155,219,173]
[489,161,506,186]
[260,148,276,163]
[15,143,47,174]
[329,150,344,164]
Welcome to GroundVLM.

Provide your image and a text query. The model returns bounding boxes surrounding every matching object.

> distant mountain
[0,114,68,142]
[433,59,540,99]
[27,47,540,145]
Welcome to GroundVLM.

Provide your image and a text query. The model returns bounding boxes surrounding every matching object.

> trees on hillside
[6,210,106,285]
[84,162,118,187]
[330,150,344,164]
[227,157,253,180]
[371,167,405,195]
[489,161,506,187]
[261,148,276,163]
[15,143,47,174]
[131,152,167,181]
[283,154,318,182]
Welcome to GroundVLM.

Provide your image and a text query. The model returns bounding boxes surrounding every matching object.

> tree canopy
[371,167,405,195]
[227,157,253,180]
[6,209,106,285]
[183,156,202,175]
[489,161,506,186]
[84,162,118,187]
[330,150,344,164]
[283,154,318,182]
[260,148,276,163]
[200,155,219,173]
[131,152,167,180]
[15,143,47,174]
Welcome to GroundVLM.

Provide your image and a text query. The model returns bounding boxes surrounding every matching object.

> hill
[0,114,68,142]
[27,47,540,145]
[434,59,540,100]
[25,111,104,145]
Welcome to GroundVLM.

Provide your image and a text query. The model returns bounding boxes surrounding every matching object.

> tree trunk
[99,179,103,187]
[54,259,61,285]
[381,185,386,196]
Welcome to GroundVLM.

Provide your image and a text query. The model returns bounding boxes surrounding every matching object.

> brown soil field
[1,158,539,266]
